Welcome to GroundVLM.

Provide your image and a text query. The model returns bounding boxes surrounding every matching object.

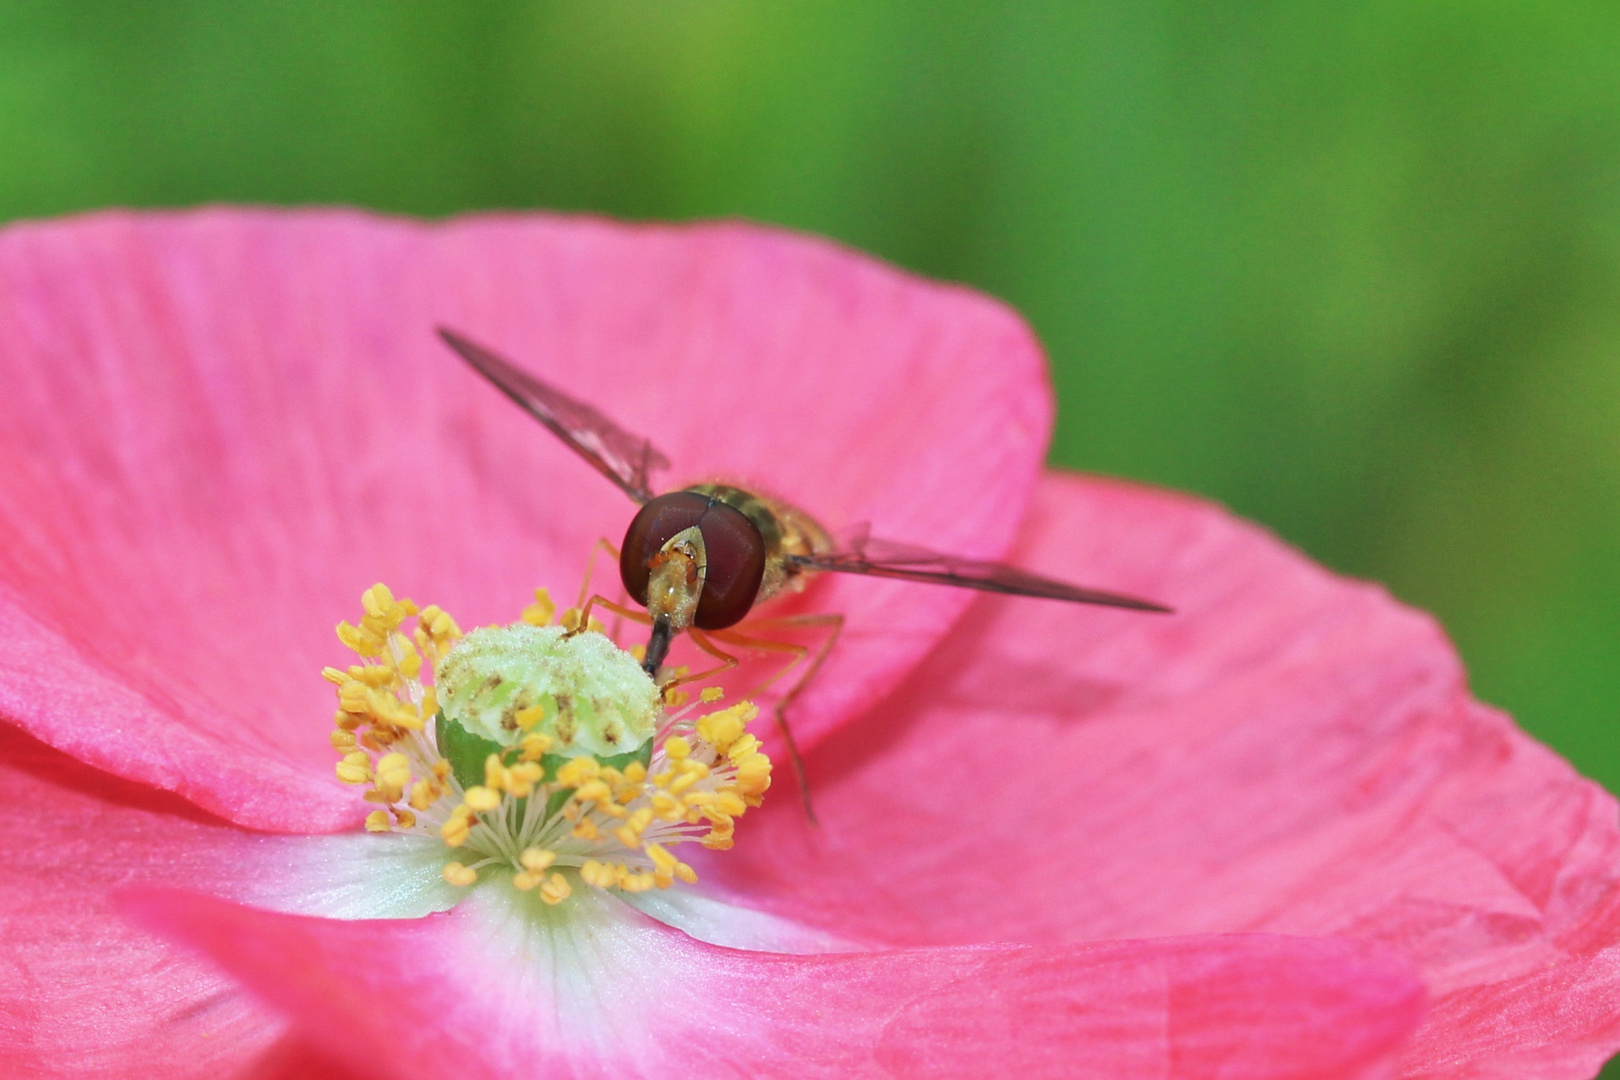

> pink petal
[712,470,1620,1078]
[124,886,1423,1080]
[0,722,285,1078]
[0,209,1049,830]
[237,1041,372,1080]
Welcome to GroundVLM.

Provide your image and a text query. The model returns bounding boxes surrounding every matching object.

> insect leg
[707,613,845,825]
[567,537,622,637]
[573,594,650,649]
[670,628,742,693]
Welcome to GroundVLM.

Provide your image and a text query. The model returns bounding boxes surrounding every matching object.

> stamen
[326,583,772,901]
[521,588,556,628]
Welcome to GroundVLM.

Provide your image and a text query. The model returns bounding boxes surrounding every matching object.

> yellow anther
[702,815,736,850]
[364,810,392,832]
[518,732,553,761]
[696,702,757,754]
[620,872,657,893]
[321,666,348,686]
[580,860,619,889]
[512,870,542,891]
[385,702,424,732]
[329,729,357,751]
[507,762,543,797]
[611,805,655,850]
[621,760,647,784]
[421,605,460,638]
[409,779,437,811]
[572,818,600,841]
[442,862,478,887]
[700,686,724,703]
[515,704,547,731]
[463,786,500,813]
[336,752,372,785]
[574,779,611,805]
[484,754,505,790]
[734,754,771,797]
[337,681,370,712]
[336,621,383,657]
[664,736,691,761]
[360,583,407,623]
[522,588,557,627]
[651,791,682,820]
[441,806,474,847]
[630,644,646,663]
[520,847,557,872]
[539,872,571,905]
[555,757,600,788]
[396,638,423,679]
[375,752,411,801]
[645,842,677,876]
[393,808,417,828]
[665,690,690,709]
[360,584,391,618]
[414,606,461,661]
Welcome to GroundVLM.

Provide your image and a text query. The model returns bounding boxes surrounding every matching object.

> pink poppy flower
[1,209,1618,1080]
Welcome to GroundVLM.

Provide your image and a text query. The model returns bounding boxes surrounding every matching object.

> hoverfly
[439,327,1170,812]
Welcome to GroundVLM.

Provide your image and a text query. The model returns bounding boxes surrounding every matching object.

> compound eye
[688,501,766,630]
[620,492,767,630]
[620,492,709,606]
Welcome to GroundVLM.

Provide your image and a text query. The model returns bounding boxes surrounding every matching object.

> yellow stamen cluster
[326,583,772,905]
[324,584,460,832]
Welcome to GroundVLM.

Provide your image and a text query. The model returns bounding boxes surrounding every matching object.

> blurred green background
[2,0,1617,801]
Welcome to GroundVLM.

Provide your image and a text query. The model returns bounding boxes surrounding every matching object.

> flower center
[325,584,771,904]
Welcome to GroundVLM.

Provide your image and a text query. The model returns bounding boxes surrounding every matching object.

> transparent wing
[788,533,1172,613]
[439,327,669,504]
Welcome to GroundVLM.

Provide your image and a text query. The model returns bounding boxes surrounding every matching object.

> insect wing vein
[439,327,669,503]
[791,537,1171,612]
